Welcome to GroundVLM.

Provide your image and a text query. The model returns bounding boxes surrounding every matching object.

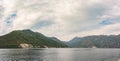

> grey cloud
[31,20,54,30]
[83,5,107,18]
[60,3,108,33]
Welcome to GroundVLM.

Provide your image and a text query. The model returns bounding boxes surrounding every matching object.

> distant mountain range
[67,35,120,48]
[0,29,68,48]
[0,29,120,48]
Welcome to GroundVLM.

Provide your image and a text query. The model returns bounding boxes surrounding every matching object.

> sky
[0,0,120,41]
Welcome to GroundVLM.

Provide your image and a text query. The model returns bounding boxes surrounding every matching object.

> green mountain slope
[0,29,68,48]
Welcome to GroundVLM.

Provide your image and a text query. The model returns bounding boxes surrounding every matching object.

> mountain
[0,29,68,48]
[1,29,120,48]
[49,37,68,47]
[67,35,120,48]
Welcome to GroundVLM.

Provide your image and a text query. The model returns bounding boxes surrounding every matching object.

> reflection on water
[0,48,120,61]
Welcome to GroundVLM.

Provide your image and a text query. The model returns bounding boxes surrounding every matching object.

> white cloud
[54,23,120,41]
[78,23,120,36]
[0,0,120,41]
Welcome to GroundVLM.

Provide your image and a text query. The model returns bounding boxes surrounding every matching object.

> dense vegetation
[0,29,68,48]
[0,29,120,48]
[67,35,120,48]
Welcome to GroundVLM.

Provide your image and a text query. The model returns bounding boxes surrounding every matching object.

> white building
[19,43,33,48]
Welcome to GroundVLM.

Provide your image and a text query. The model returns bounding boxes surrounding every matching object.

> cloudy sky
[0,0,120,41]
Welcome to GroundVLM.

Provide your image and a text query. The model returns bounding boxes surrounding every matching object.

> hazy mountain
[49,37,68,46]
[67,35,120,48]
[0,29,68,48]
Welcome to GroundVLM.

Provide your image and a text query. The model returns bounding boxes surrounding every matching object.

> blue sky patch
[100,20,113,25]
[5,13,17,26]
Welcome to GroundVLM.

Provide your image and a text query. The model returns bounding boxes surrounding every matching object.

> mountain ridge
[67,34,120,48]
[0,29,120,48]
[0,29,68,48]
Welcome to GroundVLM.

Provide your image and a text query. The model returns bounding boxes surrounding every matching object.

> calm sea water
[0,48,120,61]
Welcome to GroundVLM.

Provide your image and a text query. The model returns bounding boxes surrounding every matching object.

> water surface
[0,48,120,61]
